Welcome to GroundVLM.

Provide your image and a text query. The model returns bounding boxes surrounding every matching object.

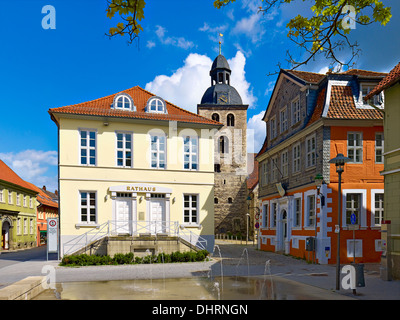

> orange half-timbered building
[256,69,386,264]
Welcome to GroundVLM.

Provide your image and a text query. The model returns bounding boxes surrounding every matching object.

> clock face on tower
[217,92,228,104]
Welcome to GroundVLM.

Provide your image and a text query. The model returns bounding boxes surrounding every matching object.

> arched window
[227,114,235,126]
[147,97,167,113]
[218,73,224,83]
[113,94,134,111]
[212,113,220,122]
[214,198,219,204]
[228,197,233,204]
[219,136,228,154]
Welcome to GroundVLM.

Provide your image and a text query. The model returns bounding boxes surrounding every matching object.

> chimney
[43,186,46,191]
[55,190,58,196]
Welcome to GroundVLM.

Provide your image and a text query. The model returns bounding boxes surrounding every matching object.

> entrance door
[278,209,288,252]
[2,221,10,250]
[150,196,165,234]
[116,198,132,234]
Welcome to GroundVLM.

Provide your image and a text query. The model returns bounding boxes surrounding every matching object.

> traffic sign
[350,213,357,225]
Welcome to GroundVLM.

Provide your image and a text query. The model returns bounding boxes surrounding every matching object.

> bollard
[352,263,365,287]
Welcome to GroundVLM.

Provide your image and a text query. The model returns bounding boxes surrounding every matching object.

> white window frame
[23,218,27,235]
[292,142,301,173]
[270,201,277,228]
[375,132,384,164]
[30,218,34,234]
[0,189,3,203]
[280,106,288,133]
[183,136,198,171]
[116,131,133,168]
[16,193,20,206]
[371,189,384,227]
[270,116,277,140]
[147,97,167,114]
[291,97,301,125]
[79,191,97,224]
[281,149,289,177]
[342,189,367,228]
[261,161,268,186]
[8,190,12,205]
[347,132,363,163]
[306,134,316,168]
[79,129,97,166]
[23,195,27,207]
[293,195,302,228]
[262,202,269,228]
[150,133,167,169]
[360,83,383,106]
[304,189,316,228]
[114,94,133,111]
[183,194,199,225]
[17,218,21,235]
[30,197,33,208]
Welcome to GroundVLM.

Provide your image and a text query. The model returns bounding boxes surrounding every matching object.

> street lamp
[329,153,351,290]
[313,174,325,264]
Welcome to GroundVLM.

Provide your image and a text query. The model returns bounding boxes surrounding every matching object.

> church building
[198,54,249,236]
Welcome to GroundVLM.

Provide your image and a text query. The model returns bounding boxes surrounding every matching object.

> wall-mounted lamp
[314,174,325,207]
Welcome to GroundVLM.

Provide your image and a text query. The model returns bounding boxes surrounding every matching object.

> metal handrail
[62,220,207,256]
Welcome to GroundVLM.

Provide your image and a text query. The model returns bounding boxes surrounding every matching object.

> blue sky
[0,0,399,192]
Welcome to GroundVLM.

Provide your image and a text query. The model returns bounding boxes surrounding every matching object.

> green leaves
[214,0,392,70]
[106,0,146,43]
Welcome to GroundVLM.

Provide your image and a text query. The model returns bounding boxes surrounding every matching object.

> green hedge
[60,250,209,267]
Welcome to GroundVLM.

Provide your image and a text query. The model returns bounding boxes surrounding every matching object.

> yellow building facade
[49,86,221,255]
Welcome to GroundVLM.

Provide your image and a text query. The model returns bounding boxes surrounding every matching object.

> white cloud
[227,51,257,108]
[145,51,257,112]
[146,40,156,49]
[231,0,278,44]
[0,150,58,191]
[155,25,195,50]
[247,110,266,154]
[145,53,212,112]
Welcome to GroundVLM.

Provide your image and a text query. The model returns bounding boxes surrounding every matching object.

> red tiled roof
[327,86,383,120]
[0,160,38,194]
[285,70,326,84]
[306,88,326,126]
[339,69,388,77]
[247,153,259,190]
[25,182,58,209]
[49,86,221,126]
[365,62,400,100]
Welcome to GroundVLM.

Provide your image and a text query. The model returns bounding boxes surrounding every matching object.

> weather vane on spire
[218,33,223,55]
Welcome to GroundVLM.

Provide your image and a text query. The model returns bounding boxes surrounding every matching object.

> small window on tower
[218,73,223,83]
[212,113,220,122]
[227,114,235,126]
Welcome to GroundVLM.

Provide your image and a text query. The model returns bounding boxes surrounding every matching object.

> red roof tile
[25,182,58,209]
[285,70,326,84]
[0,160,38,194]
[365,62,400,100]
[49,86,221,126]
[306,88,326,126]
[247,153,259,190]
[339,69,388,77]
[327,86,383,120]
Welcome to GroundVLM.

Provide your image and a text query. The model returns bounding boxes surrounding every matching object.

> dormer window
[146,96,167,114]
[113,93,135,111]
[360,83,383,107]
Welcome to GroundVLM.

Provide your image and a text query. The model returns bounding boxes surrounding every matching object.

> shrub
[59,249,209,267]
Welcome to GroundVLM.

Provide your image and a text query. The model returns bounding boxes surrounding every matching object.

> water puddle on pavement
[34,275,349,300]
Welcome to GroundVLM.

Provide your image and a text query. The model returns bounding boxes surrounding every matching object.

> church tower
[197,54,249,236]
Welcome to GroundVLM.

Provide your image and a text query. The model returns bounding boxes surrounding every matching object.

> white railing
[62,220,207,256]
